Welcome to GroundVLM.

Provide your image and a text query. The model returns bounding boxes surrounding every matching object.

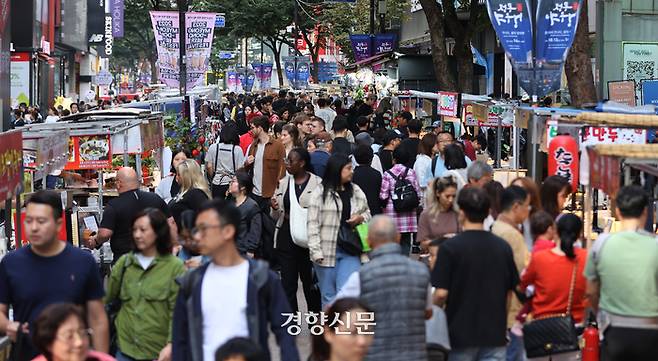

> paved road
[269,279,312,361]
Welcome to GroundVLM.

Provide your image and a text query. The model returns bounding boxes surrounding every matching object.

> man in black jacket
[352,144,383,215]
[172,199,299,361]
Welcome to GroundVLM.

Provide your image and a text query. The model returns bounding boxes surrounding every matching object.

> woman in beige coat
[271,148,322,313]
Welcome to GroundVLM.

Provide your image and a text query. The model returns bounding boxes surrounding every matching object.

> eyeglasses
[191,224,222,236]
[56,328,93,343]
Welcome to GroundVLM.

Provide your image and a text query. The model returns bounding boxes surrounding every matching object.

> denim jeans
[115,350,148,361]
[314,247,361,308]
[506,331,527,361]
[449,347,507,361]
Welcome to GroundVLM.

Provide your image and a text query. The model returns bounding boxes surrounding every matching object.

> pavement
[268,279,312,361]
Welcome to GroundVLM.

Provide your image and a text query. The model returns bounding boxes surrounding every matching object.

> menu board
[65,135,113,170]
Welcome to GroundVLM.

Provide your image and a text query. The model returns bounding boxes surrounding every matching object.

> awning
[344,52,394,71]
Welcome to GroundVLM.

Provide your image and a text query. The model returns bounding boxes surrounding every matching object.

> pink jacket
[32,350,116,361]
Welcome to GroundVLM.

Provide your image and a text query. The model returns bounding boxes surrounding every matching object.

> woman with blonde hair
[169,159,210,229]
[418,176,460,251]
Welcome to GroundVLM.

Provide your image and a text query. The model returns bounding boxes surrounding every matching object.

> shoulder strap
[115,254,131,301]
[431,156,438,178]
[213,142,220,178]
[566,260,578,315]
[592,233,612,265]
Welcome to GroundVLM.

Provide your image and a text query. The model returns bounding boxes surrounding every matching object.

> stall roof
[587,144,658,159]
[58,108,156,122]
[563,112,658,128]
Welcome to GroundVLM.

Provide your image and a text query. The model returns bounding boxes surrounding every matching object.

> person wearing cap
[378,130,402,172]
[310,132,333,178]
[352,132,384,175]
[331,116,354,156]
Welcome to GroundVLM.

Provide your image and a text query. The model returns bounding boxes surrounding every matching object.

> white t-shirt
[252,143,266,196]
[205,143,245,186]
[202,260,250,361]
[315,108,337,131]
[135,253,155,270]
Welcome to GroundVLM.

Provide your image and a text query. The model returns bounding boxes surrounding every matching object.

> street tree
[564,1,597,106]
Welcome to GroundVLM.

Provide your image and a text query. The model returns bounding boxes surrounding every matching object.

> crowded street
[0,0,658,361]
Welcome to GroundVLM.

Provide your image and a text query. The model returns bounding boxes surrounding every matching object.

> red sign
[588,147,620,197]
[438,91,460,117]
[0,131,23,200]
[548,135,579,190]
[10,52,30,62]
[65,135,112,170]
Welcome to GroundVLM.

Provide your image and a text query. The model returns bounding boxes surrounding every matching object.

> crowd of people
[0,89,656,361]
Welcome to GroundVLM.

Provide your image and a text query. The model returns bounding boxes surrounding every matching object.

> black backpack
[386,168,419,213]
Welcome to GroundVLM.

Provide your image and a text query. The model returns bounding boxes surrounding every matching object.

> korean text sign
[485,0,533,65]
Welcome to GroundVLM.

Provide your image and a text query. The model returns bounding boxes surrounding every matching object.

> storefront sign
[0,130,22,200]
[65,135,112,170]
[438,91,460,117]
[110,0,124,38]
[485,0,533,65]
[535,0,582,63]
[607,80,636,106]
[10,52,29,108]
[581,127,646,146]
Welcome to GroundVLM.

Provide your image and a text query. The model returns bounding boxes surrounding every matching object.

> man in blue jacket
[172,199,300,361]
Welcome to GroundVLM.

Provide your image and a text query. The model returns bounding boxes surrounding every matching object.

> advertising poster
[607,80,636,106]
[464,103,515,127]
[296,59,310,89]
[350,34,372,62]
[150,11,180,89]
[438,91,460,117]
[485,0,533,65]
[185,12,216,90]
[226,69,237,92]
[10,52,30,108]
[110,0,124,38]
[244,70,256,93]
[283,57,296,88]
[623,42,658,100]
[261,63,273,89]
[65,135,112,170]
[252,63,263,89]
[0,130,22,200]
[535,0,582,63]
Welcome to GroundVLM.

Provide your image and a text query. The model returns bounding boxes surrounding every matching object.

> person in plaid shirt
[380,147,422,256]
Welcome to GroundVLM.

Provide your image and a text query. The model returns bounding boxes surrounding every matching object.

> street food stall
[16,108,166,249]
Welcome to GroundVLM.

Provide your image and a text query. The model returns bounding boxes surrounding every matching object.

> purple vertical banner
[373,33,397,54]
[251,63,263,89]
[226,70,238,92]
[261,63,273,89]
[350,34,372,62]
[110,0,124,38]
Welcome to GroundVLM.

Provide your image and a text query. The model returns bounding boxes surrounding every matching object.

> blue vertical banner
[350,34,372,62]
[641,79,658,106]
[296,58,310,89]
[245,69,256,93]
[283,57,296,88]
[374,34,397,54]
[535,0,582,63]
[486,0,533,65]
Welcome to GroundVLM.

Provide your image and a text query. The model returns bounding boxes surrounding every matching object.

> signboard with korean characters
[438,91,460,117]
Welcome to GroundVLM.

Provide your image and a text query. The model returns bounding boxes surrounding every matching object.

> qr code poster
[623,42,658,99]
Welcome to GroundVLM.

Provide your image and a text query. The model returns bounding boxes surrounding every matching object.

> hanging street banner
[350,34,372,62]
[185,12,217,90]
[283,57,309,89]
[10,52,29,108]
[485,0,533,65]
[150,11,180,89]
[110,0,124,38]
[374,33,397,54]
[535,0,581,63]
[226,69,240,92]
[150,11,216,91]
[261,63,273,89]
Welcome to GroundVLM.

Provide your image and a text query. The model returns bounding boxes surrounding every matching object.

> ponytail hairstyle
[556,213,582,259]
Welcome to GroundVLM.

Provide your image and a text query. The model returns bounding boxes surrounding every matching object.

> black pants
[211,184,230,199]
[276,219,321,313]
[602,326,658,361]
[400,232,415,256]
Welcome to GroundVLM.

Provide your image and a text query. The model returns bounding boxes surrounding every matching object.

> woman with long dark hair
[206,123,245,199]
[280,124,302,156]
[308,154,371,307]
[156,148,188,204]
[519,213,587,361]
[229,171,262,257]
[540,175,572,219]
[418,176,459,251]
[271,148,322,313]
[105,208,185,361]
[310,298,374,361]
[442,144,469,189]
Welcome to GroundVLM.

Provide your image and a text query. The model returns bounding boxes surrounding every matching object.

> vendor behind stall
[90,168,175,262]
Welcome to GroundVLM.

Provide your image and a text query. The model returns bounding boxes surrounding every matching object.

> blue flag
[486,0,533,65]
[535,0,582,63]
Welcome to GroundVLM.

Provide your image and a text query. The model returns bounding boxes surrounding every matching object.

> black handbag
[523,261,580,358]
[105,256,131,355]
[337,223,363,256]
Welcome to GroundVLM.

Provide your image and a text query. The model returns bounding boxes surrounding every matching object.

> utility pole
[177,0,188,97]
[293,0,300,89]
